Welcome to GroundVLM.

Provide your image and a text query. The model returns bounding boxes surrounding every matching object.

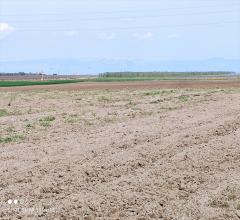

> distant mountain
[0,58,239,75]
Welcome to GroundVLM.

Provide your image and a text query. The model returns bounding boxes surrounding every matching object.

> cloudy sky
[0,0,240,62]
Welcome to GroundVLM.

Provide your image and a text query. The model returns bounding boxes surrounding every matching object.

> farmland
[1,84,240,219]
[0,71,238,88]
[0,79,87,87]
[1,79,240,92]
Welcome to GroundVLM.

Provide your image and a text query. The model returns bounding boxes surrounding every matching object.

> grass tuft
[97,96,111,103]
[143,91,161,96]
[178,95,189,102]
[39,116,56,127]
[0,109,8,117]
[0,134,24,144]
[235,202,240,210]
[65,114,79,124]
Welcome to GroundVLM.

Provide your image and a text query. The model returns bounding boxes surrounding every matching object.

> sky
[0,0,240,63]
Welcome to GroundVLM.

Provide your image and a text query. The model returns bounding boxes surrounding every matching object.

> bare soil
[1,79,240,92]
[0,87,240,219]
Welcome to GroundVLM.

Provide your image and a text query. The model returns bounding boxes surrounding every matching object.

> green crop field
[0,79,88,87]
[0,78,173,87]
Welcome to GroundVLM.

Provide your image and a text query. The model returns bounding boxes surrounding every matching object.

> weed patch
[0,109,8,117]
[65,114,79,124]
[97,96,111,103]
[0,135,24,144]
[143,91,161,96]
[178,95,189,102]
[39,116,56,127]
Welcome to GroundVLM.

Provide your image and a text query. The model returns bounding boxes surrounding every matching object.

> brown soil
[0,87,240,219]
[1,79,240,92]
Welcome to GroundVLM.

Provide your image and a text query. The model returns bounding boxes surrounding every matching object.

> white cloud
[65,31,79,37]
[167,34,178,39]
[133,32,153,40]
[0,22,15,39]
[99,32,116,40]
[0,22,14,32]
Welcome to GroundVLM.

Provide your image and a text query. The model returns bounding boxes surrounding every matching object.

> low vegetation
[39,116,56,127]
[0,79,86,87]
[143,90,161,96]
[178,95,189,102]
[65,114,79,124]
[97,96,111,102]
[0,109,8,117]
[0,134,24,144]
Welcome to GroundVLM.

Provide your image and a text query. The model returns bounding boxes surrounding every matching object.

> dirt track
[1,79,240,91]
[1,88,240,219]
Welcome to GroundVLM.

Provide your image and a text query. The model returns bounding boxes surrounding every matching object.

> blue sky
[0,0,240,62]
